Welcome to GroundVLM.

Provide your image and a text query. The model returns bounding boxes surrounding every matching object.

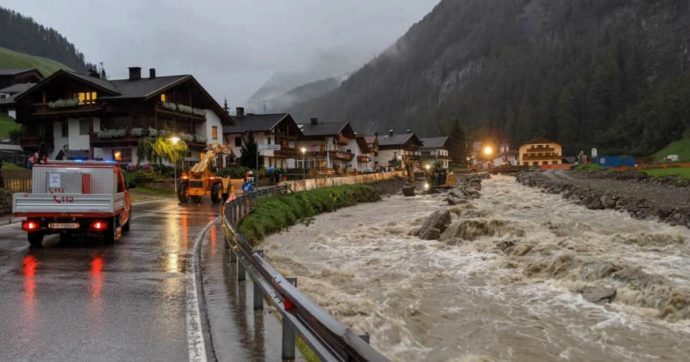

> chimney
[236,107,245,119]
[310,117,319,126]
[406,129,412,134]
[128,67,141,80]
[149,68,156,79]
[388,129,394,137]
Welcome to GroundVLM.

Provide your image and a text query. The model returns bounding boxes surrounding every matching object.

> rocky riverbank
[517,170,690,228]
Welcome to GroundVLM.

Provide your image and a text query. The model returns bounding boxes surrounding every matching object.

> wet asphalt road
[0,199,219,362]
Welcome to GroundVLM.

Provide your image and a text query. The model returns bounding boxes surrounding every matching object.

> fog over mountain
[0,0,439,107]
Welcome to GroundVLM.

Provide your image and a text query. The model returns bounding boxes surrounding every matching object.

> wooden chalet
[3,67,233,164]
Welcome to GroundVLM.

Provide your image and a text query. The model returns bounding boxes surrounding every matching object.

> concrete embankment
[517,170,690,228]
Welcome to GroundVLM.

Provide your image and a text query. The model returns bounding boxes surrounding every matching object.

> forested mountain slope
[290,0,690,155]
[0,7,93,73]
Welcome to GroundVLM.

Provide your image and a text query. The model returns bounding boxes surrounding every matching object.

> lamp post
[300,147,307,180]
[170,136,181,194]
[483,145,494,170]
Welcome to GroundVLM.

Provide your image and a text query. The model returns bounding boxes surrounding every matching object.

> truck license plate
[48,223,80,229]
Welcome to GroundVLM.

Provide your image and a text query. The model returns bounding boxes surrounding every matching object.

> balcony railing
[357,155,371,163]
[522,153,561,161]
[32,103,103,116]
[273,148,297,158]
[526,147,556,153]
[89,133,207,149]
[305,150,354,161]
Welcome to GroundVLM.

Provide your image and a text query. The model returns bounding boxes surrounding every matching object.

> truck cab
[13,161,133,247]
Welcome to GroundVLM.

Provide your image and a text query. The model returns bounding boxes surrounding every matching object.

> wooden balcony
[305,150,354,161]
[523,153,561,161]
[357,155,371,163]
[274,148,297,158]
[90,134,207,150]
[155,104,206,122]
[32,103,103,117]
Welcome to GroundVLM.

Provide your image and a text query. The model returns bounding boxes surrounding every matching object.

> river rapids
[263,175,690,361]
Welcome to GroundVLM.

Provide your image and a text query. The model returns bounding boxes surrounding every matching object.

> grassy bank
[238,184,380,244]
[644,167,690,180]
[130,185,176,203]
[653,135,690,162]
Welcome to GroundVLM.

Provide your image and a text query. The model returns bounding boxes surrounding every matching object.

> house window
[160,93,167,103]
[552,161,559,165]
[74,91,97,105]
[112,148,132,163]
[235,137,242,147]
[267,137,272,145]
[211,126,218,140]
[79,119,90,135]
[61,121,68,137]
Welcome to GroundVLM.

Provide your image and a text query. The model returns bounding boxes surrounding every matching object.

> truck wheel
[211,183,222,204]
[103,217,118,245]
[28,233,44,248]
[122,209,131,232]
[178,182,189,203]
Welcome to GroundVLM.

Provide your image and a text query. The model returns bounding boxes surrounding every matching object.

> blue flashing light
[74,159,84,162]
[105,160,116,164]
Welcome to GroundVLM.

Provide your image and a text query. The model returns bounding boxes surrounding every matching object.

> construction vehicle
[178,145,236,204]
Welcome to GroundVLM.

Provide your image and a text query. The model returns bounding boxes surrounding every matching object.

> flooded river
[262,175,690,361]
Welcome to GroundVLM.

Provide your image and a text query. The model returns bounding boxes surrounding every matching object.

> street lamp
[170,136,180,194]
[483,145,494,171]
[300,147,307,179]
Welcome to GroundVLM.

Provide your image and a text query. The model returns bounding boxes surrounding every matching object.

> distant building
[377,130,423,169]
[223,108,302,169]
[0,68,43,89]
[519,138,563,166]
[362,135,380,171]
[492,143,518,167]
[348,135,374,172]
[296,118,356,173]
[419,136,451,169]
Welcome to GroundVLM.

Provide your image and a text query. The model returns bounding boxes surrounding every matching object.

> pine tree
[446,120,468,166]
[239,132,261,169]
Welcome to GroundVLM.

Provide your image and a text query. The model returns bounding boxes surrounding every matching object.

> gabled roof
[355,135,370,153]
[223,113,295,134]
[300,120,352,137]
[420,136,449,149]
[0,68,38,76]
[0,83,35,95]
[103,75,191,100]
[524,137,559,145]
[364,135,378,145]
[11,69,233,125]
[378,133,423,148]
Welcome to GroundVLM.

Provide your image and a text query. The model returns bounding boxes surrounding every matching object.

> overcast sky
[1,0,439,105]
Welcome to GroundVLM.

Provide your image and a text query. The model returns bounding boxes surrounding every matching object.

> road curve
[0,199,219,362]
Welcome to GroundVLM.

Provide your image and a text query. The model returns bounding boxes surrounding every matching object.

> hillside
[262,77,343,113]
[290,0,690,156]
[0,46,70,77]
[0,7,93,72]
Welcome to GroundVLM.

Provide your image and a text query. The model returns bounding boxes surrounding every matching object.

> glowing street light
[483,145,494,157]
[300,147,307,179]
[169,136,181,194]
[425,164,431,171]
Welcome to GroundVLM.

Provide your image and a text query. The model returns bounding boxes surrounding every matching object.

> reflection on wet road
[0,200,218,362]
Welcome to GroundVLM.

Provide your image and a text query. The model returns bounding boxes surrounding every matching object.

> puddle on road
[263,175,690,361]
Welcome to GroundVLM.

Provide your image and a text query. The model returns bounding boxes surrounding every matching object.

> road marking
[186,217,218,362]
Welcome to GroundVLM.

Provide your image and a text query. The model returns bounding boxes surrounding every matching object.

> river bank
[262,175,690,361]
[516,169,690,228]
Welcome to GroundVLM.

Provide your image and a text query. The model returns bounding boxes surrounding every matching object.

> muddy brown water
[262,175,690,361]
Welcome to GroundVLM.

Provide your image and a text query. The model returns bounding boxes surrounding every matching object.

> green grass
[574,164,607,171]
[129,185,175,203]
[238,184,381,244]
[644,167,690,180]
[653,135,690,163]
[0,113,19,140]
[0,46,71,77]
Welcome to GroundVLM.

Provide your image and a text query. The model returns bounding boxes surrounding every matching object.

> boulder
[415,210,452,240]
[578,286,617,304]
[402,185,416,197]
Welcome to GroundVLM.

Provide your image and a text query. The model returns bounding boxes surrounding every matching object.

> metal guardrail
[222,185,389,362]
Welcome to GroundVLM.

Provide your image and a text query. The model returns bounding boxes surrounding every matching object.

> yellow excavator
[178,145,236,204]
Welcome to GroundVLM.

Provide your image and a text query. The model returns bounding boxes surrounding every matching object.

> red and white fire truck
[12,161,133,247]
